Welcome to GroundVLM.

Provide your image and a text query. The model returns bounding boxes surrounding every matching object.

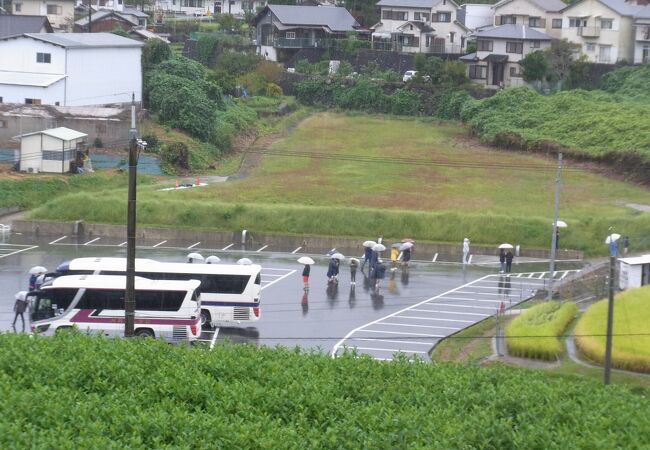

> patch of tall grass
[575,285,650,374]
[30,194,650,255]
[506,301,578,360]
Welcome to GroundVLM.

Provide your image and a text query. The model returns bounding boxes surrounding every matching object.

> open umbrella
[400,242,414,251]
[401,238,415,243]
[373,243,386,252]
[297,256,315,265]
[605,234,621,244]
[187,252,204,262]
[498,243,514,249]
[237,258,253,265]
[363,240,377,248]
[29,266,48,275]
[391,242,403,248]
[205,256,221,264]
[331,253,345,261]
[553,220,568,228]
[349,257,360,265]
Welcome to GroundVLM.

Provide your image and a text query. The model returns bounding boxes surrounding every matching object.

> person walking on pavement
[505,250,514,273]
[499,249,506,273]
[374,259,386,292]
[12,291,28,331]
[361,245,373,271]
[302,264,311,290]
[327,258,340,284]
[401,247,411,269]
[349,258,359,284]
[462,238,470,265]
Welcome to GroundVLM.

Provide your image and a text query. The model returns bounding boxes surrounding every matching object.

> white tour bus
[28,275,201,342]
[56,257,262,327]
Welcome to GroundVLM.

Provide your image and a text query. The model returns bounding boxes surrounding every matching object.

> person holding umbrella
[349,257,359,285]
[12,291,28,331]
[361,241,375,271]
[327,253,344,284]
[374,259,386,292]
[297,256,314,290]
[499,249,506,273]
[400,242,413,268]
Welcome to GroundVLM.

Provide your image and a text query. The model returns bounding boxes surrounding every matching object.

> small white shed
[17,127,87,173]
[619,255,650,290]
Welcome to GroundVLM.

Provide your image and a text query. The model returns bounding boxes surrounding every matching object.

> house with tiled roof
[0,15,53,38]
[491,0,567,38]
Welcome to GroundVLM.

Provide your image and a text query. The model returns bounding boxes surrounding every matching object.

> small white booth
[17,127,87,173]
[619,255,650,290]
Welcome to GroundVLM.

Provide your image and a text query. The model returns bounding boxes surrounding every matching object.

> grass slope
[1,333,649,448]
[575,285,650,373]
[30,113,650,254]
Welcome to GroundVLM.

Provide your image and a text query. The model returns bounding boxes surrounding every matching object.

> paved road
[0,232,580,356]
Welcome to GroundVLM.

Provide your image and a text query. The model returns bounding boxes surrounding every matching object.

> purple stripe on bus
[70,309,198,326]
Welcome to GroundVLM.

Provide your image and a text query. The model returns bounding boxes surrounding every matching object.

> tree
[142,39,171,72]
[520,50,548,82]
[544,39,580,83]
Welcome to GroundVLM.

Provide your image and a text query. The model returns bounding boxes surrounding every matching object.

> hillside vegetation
[1,333,649,448]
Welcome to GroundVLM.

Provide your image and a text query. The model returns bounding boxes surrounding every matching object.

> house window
[552,19,562,29]
[643,46,649,62]
[25,98,42,105]
[422,13,429,21]
[382,10,406,20]
[414,12,420,20]
[506,41,523,54]
[433,12,451,22]
[600,19,613,29]
[449,32,455,43]
[528,17,545,28]
[509,67,522,77]
[14,3,22,12]
[569,18,587,28]
[500,15,516,25]
[286,32,295,39]
[585,43,596,52]
[477,40,493,51]
[530,40,541,48]
[36,53,51,63]
[599,45,611,63]
[469,65,487,79]
[46,4,62,14]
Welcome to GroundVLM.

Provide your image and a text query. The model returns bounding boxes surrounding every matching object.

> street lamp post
[603,231,619,385]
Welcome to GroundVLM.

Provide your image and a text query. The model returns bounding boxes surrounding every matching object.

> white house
[560,0,642,64]
[215,0,266,16]
[492,0,566,39]
[372,0,470,53]
[11,0,76,30]
[154,0,211,16]
[0,33,143,107]
[459,4,494,31]
[633,4,650,63]
[461,24,551,87]
[17,127,87,173]
[619,254,650,289]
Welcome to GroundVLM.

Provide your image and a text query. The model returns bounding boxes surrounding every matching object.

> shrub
[388,89,421,115]
[156,57,206,81]
[265,83,283,97]
[142,39,172,71]
[196,34,220,66]
[437,90,471,120]
[255,60,284,84]
[520,50,548,82]
[160,141,190,172]
[335,80,387,112]
[506,301,577,360]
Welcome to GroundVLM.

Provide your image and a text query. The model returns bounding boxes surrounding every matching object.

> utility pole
[604,232,618,385]
[547,152,562,300]
[87,0,92,33]
[125,94,138,337]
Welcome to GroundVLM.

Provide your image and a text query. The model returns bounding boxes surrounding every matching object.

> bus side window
[255,273,261,285]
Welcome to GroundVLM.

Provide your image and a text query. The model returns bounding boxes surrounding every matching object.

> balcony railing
[273,37,340,48]
[577,27,600,37]
[425,44,463,54]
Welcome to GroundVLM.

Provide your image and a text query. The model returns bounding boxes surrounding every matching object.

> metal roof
[483,53,509,63]
[474,24,551,40]
[377,0,435,8]
[0,32,144,48]
[493,0,565,12]
[459,52,478,61]
[619,254,650,265]
[635,4,650,18]
[563,0,642,16]
[121,8,149,18]
[19,127,88,141]
[75,10,138,27]
[0,15,52,38]
[0,71,66,87]
[265,5,360,32]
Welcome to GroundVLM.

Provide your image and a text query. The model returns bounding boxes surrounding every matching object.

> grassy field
[430,317,495,363]
[1,332,650,448]
[29,112,650,254]
[575,285,650,373]
[506,302,578,361]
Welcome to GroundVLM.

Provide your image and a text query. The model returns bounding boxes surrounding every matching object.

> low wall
[11,219,583,261]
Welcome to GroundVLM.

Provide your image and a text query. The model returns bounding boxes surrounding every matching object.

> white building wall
[0,39,66,74]
[462,4,493,30]
[14,0,75,29]
[155,0,209,15]
[0,80,66,105]
[19,134,43,173]
[65,47,142,106]
[493,0,562,38]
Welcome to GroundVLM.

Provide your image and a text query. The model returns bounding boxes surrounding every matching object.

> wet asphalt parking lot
[0,232,581,360]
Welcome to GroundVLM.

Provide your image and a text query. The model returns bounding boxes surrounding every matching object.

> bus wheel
[134,328,154,338]
[200,310,212,329]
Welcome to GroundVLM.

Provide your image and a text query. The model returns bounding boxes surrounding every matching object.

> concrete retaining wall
[11,219,583,260]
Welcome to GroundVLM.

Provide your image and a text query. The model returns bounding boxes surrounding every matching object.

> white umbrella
[498,243,514,249]
[363,240,377,248]
[349,257,360,265]
[605,234,621,244]
[29,266,48,275]
[297,256,315,265]
[205,256,221,264]
[553,220,568,228]
[400,242,414,251]
[331,253,345,261]
[373,243,386,252]
[391,242,402,248]
[401,238,415,243]
[237,258,253,265]
[187,252,204,262]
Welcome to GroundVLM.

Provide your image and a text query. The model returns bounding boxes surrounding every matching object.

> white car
[403,70,418,82]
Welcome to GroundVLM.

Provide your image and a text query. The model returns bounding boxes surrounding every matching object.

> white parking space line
[222,243,234,250]
[560,271,570,280]
[455,291,520,297]
[395,315,474,323]
[256,245,268,252]
[83,237,101,246]
[210,328,220,350]
[291,247,302,254]
[152,240,167,248]
[352,338,433,346]
[432,253,438,262]
[260,269,295,290]
[261,273,286,278]
[430,296,504,304]
[538,273,546,279]
[406,309,489,317]
[49,236,68,244]
[119,242,127,247]
[359,330,445,338]
[0,245,38,259]
[424,303,497,310]
[379,322,463,331]
[187,242,201,249]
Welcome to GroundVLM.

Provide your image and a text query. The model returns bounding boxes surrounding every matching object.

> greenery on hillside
[1,332,649,448]
[575,285,650,373]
